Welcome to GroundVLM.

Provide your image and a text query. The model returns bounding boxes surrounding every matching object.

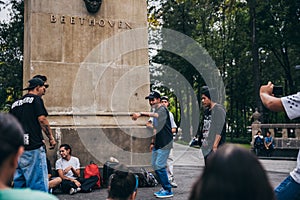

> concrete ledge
[258,156,297,161]
[272,148,299,158]
[251,147,298,160]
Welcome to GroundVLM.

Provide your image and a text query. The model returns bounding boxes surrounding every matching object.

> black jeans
[204,150,214,165]
[61,176,98,193]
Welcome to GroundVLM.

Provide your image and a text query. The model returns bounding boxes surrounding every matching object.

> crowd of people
[0,75,299,200]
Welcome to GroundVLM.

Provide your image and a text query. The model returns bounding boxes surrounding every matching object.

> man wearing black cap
[33,74,49,94]
[198,86,226,165]
[10,77,56,192]
[132,91,174,198]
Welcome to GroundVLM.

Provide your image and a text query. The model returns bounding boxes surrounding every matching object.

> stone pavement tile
[55,166,202,200]
[54,165,292,200]
[259,159,296,173]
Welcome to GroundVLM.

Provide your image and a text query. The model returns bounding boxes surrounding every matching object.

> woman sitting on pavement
[189,144,276,200]
[107,164,138,200]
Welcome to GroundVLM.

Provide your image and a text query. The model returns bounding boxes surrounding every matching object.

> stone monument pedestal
[24,0,151,166]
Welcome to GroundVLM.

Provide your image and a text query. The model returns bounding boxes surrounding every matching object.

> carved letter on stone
[50,15,57,23]
[83,0,102,14]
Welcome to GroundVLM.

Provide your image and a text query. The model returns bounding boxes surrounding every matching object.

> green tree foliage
[148,0,204,140]
[0,0,24,111]
[1,0,299,140]
[149,0,300,141]
[256,0,300,123]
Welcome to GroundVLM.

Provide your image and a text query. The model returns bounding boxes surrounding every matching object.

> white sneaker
[69,188,77,195]
[170,181,178,188]
[169,177,178,188]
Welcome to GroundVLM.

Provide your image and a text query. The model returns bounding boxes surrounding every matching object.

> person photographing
[260,81,300,200]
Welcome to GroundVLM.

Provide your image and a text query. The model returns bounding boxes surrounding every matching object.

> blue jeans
[14,146,48,192]
[275,175,300,200]
[151,148,172,192]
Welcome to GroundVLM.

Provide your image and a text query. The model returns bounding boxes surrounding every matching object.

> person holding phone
[260,81,300,200]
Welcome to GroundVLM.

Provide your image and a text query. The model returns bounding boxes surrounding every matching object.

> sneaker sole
[156,194,174,198]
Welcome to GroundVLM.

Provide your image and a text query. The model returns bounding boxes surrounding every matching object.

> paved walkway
[55,143,297,200]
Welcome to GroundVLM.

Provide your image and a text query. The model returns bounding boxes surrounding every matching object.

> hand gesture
[131,113,141,120]
[260,81,274,96]
[49,139,56,149]
[64,166,72,174]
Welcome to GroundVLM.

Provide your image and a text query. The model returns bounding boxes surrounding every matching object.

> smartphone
[273,86,283,96]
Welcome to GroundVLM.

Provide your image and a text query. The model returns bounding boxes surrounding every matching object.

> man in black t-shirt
[10,77,56,192]
[132,91,174,198]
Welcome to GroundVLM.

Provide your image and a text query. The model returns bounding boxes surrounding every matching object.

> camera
[273,85,283,96]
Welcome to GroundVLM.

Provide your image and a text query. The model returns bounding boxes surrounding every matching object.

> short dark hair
[0,113,24,166]
[189,144,276,200]
[108,164,137,200]
[60,144,72,155]
[161,96,169,101]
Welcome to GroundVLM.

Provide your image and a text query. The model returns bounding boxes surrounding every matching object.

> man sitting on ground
[55,144,98,195]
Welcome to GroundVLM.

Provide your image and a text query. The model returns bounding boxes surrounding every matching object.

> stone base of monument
[46,126,152,167]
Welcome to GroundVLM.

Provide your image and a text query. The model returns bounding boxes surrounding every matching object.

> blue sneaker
[154,188,164,196]
[156,190,173,198]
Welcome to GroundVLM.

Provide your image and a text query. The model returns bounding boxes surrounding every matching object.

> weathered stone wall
[46,126,153,167]
[25,0,151,166]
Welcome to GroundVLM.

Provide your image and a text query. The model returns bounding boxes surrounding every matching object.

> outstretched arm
[131,112,159,120]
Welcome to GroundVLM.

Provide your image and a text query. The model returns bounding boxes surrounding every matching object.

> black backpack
[135,168,158,187]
